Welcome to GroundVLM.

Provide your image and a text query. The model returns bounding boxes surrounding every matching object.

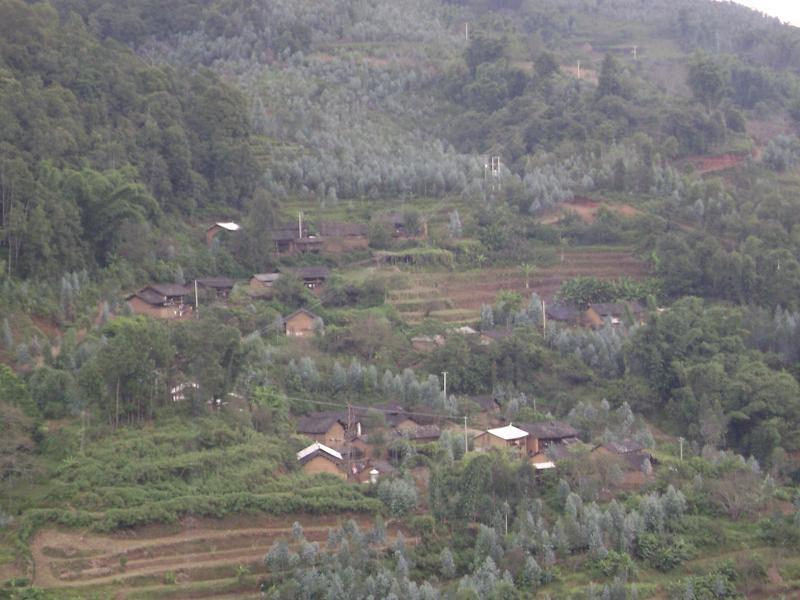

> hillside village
[3,0,800,598]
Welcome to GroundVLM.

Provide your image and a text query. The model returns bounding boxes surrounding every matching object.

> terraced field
[387,247,650,324]
[31,514,405,599]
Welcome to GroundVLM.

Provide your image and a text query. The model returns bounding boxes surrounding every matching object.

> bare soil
[536,197,640,225]
[30,513,405,596]
[387,247,649,323]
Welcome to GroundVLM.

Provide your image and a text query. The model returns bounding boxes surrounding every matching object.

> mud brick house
[585,301,647,327]
[205,221,240,246]
[267,222,322,255]
[518,421,580,456]
[318,221,369,252]
[296,410,360,448]
[290,266,330,289]
[473,424,529,452]
[126,284,193,319]
[297,442,345,479]
[544,303,584,327]
[283,308,321,338]
[593,438,654,472]
[249,272,282,294]
[195,277,236,299]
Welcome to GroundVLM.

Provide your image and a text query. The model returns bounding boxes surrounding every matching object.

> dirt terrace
[388,248,650,324]
[31,513,403,598]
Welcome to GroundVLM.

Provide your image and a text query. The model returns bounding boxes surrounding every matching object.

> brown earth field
[387,247,650,324]
[30,513,408,599]
[536,197,640,225]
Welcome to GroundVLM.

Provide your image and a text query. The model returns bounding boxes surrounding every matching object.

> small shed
[284,308,321,338]
[297,442,345,479]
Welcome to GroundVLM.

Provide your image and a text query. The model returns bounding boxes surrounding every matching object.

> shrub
[636,533,692,571]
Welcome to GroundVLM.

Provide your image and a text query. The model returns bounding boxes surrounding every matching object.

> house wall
[301,456,345,479]
[324,421,346,448]
[526,437,540,455]
[127,297,187,319]
[474,432,519,451]
[286,312,316,337]
[583,308,604,328]
[206,226,222,246]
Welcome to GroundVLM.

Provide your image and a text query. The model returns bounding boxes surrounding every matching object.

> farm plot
[31,513,405,599]
[387,248,650,324]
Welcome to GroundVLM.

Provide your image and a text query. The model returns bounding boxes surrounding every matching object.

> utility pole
[442,371,448,405]
[541,299,547,338]
[463,415,468,455]
[194,279,199,316]
[576,60,581,80]
[465,23,469,41]
[298,210,303,239]
[679,437,684,461]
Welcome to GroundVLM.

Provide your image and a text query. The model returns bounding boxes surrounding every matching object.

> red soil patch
[680,153,745,174]
[537,197,640,225]
[31,316,61,340]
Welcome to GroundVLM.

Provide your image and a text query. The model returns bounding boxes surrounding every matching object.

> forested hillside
[3,0,800,598]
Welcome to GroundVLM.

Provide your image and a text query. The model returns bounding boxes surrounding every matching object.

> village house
[249,272,282,295]
[585,301,647,327]
[395,424,441,443]
[318,221,369,252]
[284,308,321,338]
[195,277,236,299]
[205,221,240,246]
[296,442,345,479]
[473,424,529,452]
[290,266,330,289]
[545,303,584,327]
[592,438,654,472]
[518,421,580,456]
[267,220,323,255]
[126,284,193,319]
[296,410,361,449]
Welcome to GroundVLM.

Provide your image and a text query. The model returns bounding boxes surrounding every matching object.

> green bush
[636,533,693,571]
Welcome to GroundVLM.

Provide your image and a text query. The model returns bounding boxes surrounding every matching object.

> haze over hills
[2,1,800,598]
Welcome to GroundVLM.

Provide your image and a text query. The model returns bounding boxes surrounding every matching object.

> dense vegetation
[2,0,800,597]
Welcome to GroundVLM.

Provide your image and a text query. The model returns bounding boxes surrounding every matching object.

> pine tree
[480,304,494,331]
[520,555,542,589]
[440,547,456,579]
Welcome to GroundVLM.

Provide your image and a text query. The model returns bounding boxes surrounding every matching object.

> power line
[277,392,470,423]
